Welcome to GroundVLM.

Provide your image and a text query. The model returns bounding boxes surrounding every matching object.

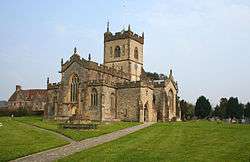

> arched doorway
[144,102,149,122]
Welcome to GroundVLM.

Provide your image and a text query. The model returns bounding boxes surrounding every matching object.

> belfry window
[134,47,138,59]
[70,75,79,102]
[91,88,98,106]
[114,46,121,58]
[110,47,113,58]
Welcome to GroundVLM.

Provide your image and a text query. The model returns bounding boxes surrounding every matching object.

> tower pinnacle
[88,53,91,61]
[107,21,110,32]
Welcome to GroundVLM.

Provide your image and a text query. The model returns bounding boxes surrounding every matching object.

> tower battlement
[104,27,144,44]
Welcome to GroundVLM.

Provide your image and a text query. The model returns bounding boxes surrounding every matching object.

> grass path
[11,122,154,162]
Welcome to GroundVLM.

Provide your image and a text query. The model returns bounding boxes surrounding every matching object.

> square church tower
[103,23,144,81]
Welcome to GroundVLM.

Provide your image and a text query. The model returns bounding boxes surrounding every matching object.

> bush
[0,109,11,117]
[14,107,29,117]
[0,108,43,117]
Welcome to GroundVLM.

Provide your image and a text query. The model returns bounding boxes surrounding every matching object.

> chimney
[16,85,21,91]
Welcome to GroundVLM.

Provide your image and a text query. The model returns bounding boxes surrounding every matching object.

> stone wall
[117,87,140,121]
[153,87,165,121]
[140,87,157,122]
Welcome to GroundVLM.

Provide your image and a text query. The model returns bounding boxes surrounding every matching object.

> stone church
[44,25,180,122]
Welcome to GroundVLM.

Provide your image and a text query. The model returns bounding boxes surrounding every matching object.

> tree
[180,100,194,120]
[245,102,250,119]
[144,72,167,80]
[213,105,220,117]
[213,98,227,119]
[226,97,243,120]
[195,96,212,119]
[236,104,244,119]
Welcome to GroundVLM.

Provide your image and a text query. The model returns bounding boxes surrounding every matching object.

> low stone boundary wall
[59,123,98,130]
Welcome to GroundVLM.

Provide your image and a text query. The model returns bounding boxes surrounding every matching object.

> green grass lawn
[58,121,250,162]
[14,116,139,141]
[0,117,68,162]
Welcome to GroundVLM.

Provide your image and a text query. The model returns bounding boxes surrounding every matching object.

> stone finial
[169,69,174,81]
[47,77,49,85]
[142,32,144,38]
[88,53,91,61]
[170,69,173,77]
[128,24,131,31]
[61,58,63,65]
[74,47,77,54]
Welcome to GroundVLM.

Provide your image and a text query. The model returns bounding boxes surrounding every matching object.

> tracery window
[70,75,79,102]
[168,89,174,112]
[91,88,98,106]
[114,46,121,57]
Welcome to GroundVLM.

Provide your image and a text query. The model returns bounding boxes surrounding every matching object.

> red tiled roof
[8,89,47,102]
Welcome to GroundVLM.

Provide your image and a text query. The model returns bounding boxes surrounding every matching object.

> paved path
[11,122,154,162]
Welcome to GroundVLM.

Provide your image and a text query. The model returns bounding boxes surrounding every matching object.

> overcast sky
[0,0,250,105]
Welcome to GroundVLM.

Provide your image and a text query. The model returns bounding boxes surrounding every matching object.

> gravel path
[11,122,154,162]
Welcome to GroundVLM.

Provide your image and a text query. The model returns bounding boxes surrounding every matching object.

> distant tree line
[180,96,250,121]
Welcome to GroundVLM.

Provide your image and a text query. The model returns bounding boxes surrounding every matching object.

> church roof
[8,89,47,102]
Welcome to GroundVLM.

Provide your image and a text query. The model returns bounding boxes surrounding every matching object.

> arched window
[70,75,79,102]
[91,88,98,106]
[110,47,113,58]
[153,94,156,104]
[114,46,121,57]
[134,47,138,59]
[168,89,174,112]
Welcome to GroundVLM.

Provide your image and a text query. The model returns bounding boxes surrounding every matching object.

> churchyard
[0,116,139,161]
[0,116,250,161]
[59,121,250,162]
